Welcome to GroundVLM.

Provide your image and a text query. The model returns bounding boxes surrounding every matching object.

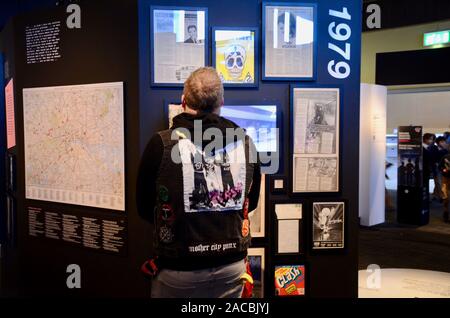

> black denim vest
[154,129,255,260]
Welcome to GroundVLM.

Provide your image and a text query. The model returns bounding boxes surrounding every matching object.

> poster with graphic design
[178,138,246,212]
[213,28,256,86]
[274,265,305,296]
[248,248,265,298]
[313,202,344,249]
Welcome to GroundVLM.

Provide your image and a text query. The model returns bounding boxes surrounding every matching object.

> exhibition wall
[1,0,147,297]
[1,0,362,297]
[139,0,361,298]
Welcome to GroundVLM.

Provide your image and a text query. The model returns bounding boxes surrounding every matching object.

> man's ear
[181,95,186,109]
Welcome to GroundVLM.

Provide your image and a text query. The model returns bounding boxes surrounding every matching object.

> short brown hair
[183,67,224,113]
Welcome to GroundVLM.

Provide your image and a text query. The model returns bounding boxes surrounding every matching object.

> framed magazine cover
[150,6,209,86]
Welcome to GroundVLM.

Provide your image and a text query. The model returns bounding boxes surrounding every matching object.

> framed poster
[212,27,258,87]
[247,247,265,298]
[151,6,208,86]
[312,202,345,249]
[23,82,125,211]
[262,2,316,80]
[249,174,265,238]
[274,264,306,296]
[291,87,340,193]
[274,203,303,254]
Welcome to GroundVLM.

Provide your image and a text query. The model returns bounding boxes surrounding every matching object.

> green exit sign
[423,30,450,47]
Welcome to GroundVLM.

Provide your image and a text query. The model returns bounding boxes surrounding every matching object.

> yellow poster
[215,30,255,84]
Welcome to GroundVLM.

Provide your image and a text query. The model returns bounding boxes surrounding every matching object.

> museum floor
[359,190,450,273]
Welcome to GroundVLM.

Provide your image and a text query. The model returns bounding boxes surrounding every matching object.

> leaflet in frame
[312,202,344,249]
[292,88,339,193]
[152,8,207,84]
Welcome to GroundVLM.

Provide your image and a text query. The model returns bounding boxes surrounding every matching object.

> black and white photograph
[313,202,344,249]
[263,3,315,79]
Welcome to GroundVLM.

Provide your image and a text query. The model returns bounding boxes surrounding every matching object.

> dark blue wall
[139,0,362,297]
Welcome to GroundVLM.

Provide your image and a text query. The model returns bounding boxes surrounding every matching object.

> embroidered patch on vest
[159,225,174,244]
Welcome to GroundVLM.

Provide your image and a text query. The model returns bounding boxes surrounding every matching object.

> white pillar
[359,83,387,226]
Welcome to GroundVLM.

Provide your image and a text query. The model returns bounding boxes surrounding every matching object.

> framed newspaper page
[262,2,316,81]
[312,202,345,250]
[291,87,340,193]
[212,27,258,87]
[151,6,208,86]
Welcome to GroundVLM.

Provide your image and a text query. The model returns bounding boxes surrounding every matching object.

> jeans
[151,259,246,298]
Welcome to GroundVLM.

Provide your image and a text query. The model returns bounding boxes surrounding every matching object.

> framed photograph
[291,87,340,193]
[262,2,317,81]
[274,203,303,254]
[151,6,208,86]
[247,247,265,298]
[212,27,258,87]
[249,174,265,238]
[312,202,345,249]
[274,264,306,296]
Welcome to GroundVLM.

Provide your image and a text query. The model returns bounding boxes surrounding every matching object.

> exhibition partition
[1,0,362,297]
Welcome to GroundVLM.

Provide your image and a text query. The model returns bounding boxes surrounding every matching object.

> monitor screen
[221,105,277,152]
[167,104,278,152]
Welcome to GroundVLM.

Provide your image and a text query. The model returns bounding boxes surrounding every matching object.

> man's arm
[136,134,163,223]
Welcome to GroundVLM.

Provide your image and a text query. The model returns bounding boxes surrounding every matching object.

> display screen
[220,105,277,152]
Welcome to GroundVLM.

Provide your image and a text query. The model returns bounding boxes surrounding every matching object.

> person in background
[444,132,450,149]
[434,137,449,202]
